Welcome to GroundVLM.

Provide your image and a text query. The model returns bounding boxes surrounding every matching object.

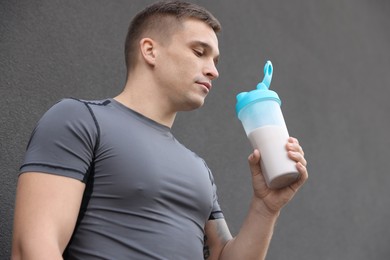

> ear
[139,38,157,66]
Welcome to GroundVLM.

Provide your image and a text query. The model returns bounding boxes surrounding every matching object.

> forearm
[219,197,280,260]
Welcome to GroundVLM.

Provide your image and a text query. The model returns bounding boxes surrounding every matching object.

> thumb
[248,149,262,177]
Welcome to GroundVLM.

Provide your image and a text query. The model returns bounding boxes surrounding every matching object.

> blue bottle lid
[235,60,281,116]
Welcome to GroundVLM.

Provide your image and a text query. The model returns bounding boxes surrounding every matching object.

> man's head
[124,1,221,74]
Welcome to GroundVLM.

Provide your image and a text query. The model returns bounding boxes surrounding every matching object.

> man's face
[154,18,220,111]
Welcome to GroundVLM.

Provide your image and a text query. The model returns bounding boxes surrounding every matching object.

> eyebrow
[191,40,220,65]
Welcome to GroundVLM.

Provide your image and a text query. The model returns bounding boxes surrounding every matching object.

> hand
[248,137,308,214]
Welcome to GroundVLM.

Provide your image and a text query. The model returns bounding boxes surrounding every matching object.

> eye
[193,49,204,57]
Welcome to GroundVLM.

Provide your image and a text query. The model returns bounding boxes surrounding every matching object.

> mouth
[196,81,212,92]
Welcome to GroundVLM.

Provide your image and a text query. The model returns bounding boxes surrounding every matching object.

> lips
[197,81,212,91]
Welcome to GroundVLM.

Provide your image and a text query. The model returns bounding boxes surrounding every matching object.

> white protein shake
[248,125,299,189]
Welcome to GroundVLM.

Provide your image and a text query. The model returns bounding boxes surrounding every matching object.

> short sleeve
[203,161,224,220]
[20,98,98,182]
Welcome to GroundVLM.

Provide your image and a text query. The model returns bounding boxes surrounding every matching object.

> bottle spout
[256,60,273,90]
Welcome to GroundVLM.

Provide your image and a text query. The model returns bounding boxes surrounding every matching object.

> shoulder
[48,98,109,112]
[42,98,90,118]
[32,98,109,140]
[40,98,111,123]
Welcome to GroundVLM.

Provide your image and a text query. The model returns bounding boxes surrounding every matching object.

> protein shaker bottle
[236,60,299,189]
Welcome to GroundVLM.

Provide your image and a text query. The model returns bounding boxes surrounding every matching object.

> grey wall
[1,0,390,259]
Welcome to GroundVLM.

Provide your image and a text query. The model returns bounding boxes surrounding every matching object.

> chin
[181,99,205,111]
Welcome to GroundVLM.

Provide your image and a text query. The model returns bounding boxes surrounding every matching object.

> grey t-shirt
[20,98,223,260]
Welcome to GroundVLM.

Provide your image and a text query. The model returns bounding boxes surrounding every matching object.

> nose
[204,60,219,80]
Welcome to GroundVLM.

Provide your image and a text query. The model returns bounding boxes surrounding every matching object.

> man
[12,1,308,259]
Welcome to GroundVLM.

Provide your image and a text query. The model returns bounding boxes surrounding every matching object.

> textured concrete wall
[1,0,390,259]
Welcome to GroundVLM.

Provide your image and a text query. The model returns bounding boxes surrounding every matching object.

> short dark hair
[124,1,221,73]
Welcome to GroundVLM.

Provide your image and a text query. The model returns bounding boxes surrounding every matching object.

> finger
[288,136,299,145]
[290,162,308,191]
[288,151,307,167]
[248,149,262,176]
[248,149,260,165]
[287,137,304,157]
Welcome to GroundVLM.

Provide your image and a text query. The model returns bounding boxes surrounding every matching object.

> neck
[114,73,177,128]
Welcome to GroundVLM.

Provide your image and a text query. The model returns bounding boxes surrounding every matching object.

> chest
[89,115,214,222]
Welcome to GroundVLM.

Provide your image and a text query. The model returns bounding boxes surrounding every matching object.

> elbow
[11,236,63,260]
[11,238,22,260]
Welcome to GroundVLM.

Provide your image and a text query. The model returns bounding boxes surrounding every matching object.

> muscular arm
[204,203,278,260]
[205,138,308,260]
[203,219,232,259]
[12,172,85,260]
